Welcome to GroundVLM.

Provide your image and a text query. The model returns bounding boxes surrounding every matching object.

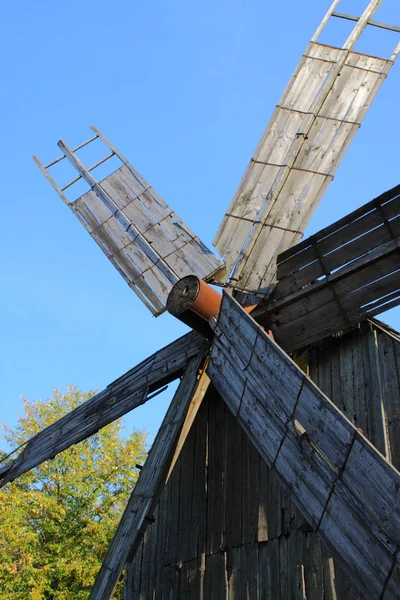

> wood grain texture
[37,133,223,316]
[123,317,400,599]
[89,351,208,600]
[0,331,208,486]
[254,185,400,352]
[207,293,400,600]
[213,37,396,295]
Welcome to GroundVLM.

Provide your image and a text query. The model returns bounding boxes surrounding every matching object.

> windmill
[2,1,400,598]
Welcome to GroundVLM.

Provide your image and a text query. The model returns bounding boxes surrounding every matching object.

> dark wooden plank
[0,331,207,486]
[275,213,400,299]
[258,539,280,599]
[89,352,207,600]
[277,184,400,275]
[208,293,400,600]
[204,552,228,599]
[188,399,208,561]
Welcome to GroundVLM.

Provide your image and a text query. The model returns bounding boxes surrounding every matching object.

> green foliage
[0,387,147,600]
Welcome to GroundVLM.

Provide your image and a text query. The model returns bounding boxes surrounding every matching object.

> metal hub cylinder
[167,275,222,338]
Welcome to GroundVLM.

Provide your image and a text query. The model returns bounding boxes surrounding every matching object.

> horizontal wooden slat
[89,353,208,600]
[253,186,400,351]
[276,184,400,285]
[208,293,400,600]
[0,331,208,486]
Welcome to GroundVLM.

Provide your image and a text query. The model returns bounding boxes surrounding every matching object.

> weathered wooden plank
[89,351,207,600]
[213,24,395,294]
[256,231,400,352]
[0,331,207,485]
[277,185,400,271]
[208,293,400,600]
[275,185,400,294]
[38,134,223,317]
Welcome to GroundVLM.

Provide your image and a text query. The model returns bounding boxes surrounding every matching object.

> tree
[0,387,147,600]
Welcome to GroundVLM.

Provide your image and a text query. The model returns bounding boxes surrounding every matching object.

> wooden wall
[124,321,400,599]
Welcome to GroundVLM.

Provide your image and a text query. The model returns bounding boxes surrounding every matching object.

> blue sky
[1,0,399,451]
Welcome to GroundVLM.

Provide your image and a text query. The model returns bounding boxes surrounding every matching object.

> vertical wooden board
[258,539,280,600]
[189,555,206,600]
[239,543,258,600]
[178,418,196,564]
[248,437,261,544]
[279,536,288,600]
[138,528,151,599]
[332,560,363,600]
[266,468,282,541]
[365,330,390,458]
[154,491,168,598]
[147,521,157,599]
[226,547,241,600]
[206,395,217,555]
[204,552,228,599]
[130,541,143,599]
[339,337,355,422]
[377,332,400,470]
[225,401,243,550]
[241,433,252,546]
[189,398,208,561]
[257,456,270,542]
[329,341,345,414]
[303,533,325,599]
[214,391,226,553]
[319,545,340,600]
[167,455,182,566]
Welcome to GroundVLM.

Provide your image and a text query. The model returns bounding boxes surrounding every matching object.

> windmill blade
[89,354,210,600]
[34,126,223,316]
[0,331,207,486]
[252,184,400,352]
[208,293,400,600]
[213,0,400,296]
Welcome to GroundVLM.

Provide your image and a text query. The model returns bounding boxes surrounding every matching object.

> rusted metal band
[224,212,304,237]
[250,158,335,180]
[276,105,362,127]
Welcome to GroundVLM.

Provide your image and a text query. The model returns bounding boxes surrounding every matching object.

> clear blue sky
[1,0,399,451]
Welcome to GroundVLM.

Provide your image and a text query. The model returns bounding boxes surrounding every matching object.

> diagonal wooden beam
[208,293,400,600]
[89,351,210,600]
[0,331,208,486]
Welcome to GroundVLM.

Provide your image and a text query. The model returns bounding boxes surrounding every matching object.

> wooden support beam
[208,293,400,600]
[0,331,208,486]
[89,352,209,600]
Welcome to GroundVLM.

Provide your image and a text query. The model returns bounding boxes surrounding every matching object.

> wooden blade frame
[213,0,400,296]
[34,126,223,315]
[208,293,400,599]
[253,184,400,352]
[89,353,210,600]
[0,331,208,486]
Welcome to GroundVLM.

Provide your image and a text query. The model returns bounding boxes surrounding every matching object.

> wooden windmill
[2,1,400,598]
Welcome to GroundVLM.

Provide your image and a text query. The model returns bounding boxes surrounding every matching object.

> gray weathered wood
[0,331,207,486]
[35,132,223,316]
[213,3,396,295]
[252,186,400,351]
[207,293,400,600]
[89,351,208,600]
